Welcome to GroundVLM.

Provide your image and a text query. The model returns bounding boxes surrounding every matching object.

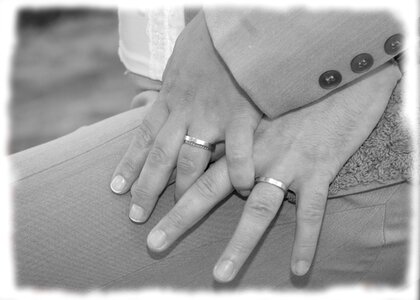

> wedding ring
[184,135,215,151]
[255,176,288,193]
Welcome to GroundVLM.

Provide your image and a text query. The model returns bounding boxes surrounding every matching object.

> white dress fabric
[118,8,185,81]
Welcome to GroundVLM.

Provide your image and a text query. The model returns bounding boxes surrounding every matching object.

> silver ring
[255,176,288,193]
[184,135,215,151]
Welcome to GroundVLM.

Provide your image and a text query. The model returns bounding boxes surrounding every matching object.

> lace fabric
[118,8,185,80]
[286,81,411,202]
[146,8,185,80]
[329,81,411,194]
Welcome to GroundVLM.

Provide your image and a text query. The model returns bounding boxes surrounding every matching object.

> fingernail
[240,189,251,197]
[214,260,235,282]
[294,260,310,276]
[147,229,167,250]
[110,175,126,194]
[129,204,145,223]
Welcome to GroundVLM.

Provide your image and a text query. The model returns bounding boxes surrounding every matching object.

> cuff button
[351,53,374,73]
[319,70,342,89]
[384,34,403,55]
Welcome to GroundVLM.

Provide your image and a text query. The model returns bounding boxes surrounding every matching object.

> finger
[213,182,285,282]
[174,126,218,201]
[226,118,257,197]
[174,143,211,201]
[110,99,168,194]
[210,143,225,162]
[167,143,223,189]
[147,157,233,252]
[291,180,329,276]
[130,90,159,109]
[129,115,186,223]
[168,143,224,187]
[126,72,162,94]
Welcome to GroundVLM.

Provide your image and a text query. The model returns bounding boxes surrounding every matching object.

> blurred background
[10,8,137,154]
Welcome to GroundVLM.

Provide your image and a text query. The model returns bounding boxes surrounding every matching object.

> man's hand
[145,62,401,281]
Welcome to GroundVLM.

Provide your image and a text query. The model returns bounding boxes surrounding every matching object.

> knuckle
[228,149,248,166]
[120,156,138,176]
[131,186,154,202]
[296,240,318,251]
[312,190,327,204]
[231,114,252,127]
[298,198,326,225]
[195,176,217,200]
[229,239,253,255]
[148,144,170,166]
[166,206,187,230]
[298,209,321,225]
[247,197,277,220]
[135,120,155,148]
[177,155,197,175]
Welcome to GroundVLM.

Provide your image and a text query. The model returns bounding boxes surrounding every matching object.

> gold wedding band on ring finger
[184,135,215,152]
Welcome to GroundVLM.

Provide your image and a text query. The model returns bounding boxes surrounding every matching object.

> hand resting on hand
[145,62,401,282]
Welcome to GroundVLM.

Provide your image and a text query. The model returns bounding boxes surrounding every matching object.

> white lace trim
[146,8,185,80]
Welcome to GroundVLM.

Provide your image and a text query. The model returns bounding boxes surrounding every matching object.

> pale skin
[110,10,401,282]
[110,10,261,226]
[142,63,400,281]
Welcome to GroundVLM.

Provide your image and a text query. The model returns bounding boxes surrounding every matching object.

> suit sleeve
[203,8,404,118]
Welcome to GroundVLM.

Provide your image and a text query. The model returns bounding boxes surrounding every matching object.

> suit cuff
[204,8,404,118]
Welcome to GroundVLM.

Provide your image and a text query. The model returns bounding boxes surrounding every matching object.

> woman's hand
[145,62,401,282]
[110,10,261,223]
[124,72,162,109]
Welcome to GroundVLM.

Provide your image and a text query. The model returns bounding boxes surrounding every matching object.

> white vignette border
[0,0,418,300]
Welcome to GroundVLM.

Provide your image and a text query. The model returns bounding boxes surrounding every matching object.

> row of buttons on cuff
[319,33,403,89]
